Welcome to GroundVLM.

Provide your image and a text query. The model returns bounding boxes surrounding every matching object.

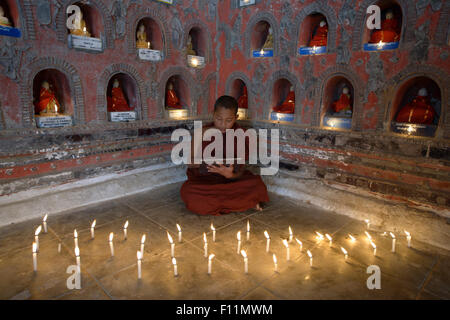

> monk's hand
[207,164,235,179]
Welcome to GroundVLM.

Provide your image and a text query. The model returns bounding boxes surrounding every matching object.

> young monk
[180,95,270,215]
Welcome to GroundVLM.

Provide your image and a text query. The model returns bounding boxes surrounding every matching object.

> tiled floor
[0,182,448,300]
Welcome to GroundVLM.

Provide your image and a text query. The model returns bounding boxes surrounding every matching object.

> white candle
[404,230,411,248]
[140,234,146,256]
[273,254,278,272]
[370,241,376,256]
[177,224,182,243]
[365,219,370,229]
[75,246,81,272]
[123,221,129,240]
[43,214,48,233]
[32,242,38,272]
[208,254,215,275]
[241,250,248,274]
[34,226,42,252]
[325,234,332,246]
[390,232,396,253]
[203,233,208,258]
[109,232,114,257]
[246,220,250,241]
[167,232,175,257]
[237,231,241,254]
[288,226,293,242]
[147,41,150,49]
[58,242,61,253]
[90,220,96,239]
[172,257,178,277]
[74,229,78,248]
[307,250,313,267]
[211,223,216,242]
[295,238,303,252]
[315,231,324,241]
[348,234,356,242]
[137,251,142,279]
[282,239,290,261]
[264,230,270,253]
[341,247,348,261]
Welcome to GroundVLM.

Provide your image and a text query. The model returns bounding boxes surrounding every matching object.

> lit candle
[315,231,324,241]
[282,239,290,261]
[203,232,208,258]
[137,251,142,279]
[147,41,150,49]
[365,219,370,229]
[377,40,384,49]
[34,226,42,252]
[365,231,372,241]
[341,247,348,261]
[273,253,278,272]
[140,234,146,256]
[90,220,96,239]
[123,221,129,240]
[172,257,178,277]
[75,246,81,272]
[295,238,303,252]
[348,234,356,242]
[237,231,241,254]
[264,230,270,253]
[370,241,376,256]
[259,49,264,56]
[211,223,216,242]
[325,233,332,246]
[390,232,396,253]
[32,242,37,272]
[313,45,317,53]
[246,220,250,241]
[167,231,175,257]
[404,230,411,248]
[241,250,248,274]
[191,57,198,67]
[177,224,182,243]
[109,232,114,257]
[58,242,61,253]
[208,254,215,275]
[288,226,293,242]
[74,229,78,248]
[43,214,48,233]
[307,250,313,267]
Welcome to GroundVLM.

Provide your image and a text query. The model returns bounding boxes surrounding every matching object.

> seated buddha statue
[331,87,352,114]
[395,88,436,125]
[69,11,91,37]
[35,81,61,116]
[0,6,12,27]
[273,86,295,114]
[136,24,150,49]
[166,82,183,109]
[238,86,248,109]
[262,27,274,50]
[309,20,328,47]
[369,10,400,43]
[107,79,132,112]
[186,35,197,56]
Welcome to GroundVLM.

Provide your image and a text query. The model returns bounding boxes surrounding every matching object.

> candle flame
[289,226,293,236]
[141,234,146,244]
[273,253,277,264]
[167,231,173,244]
[43,214,48,222]
[390,232,396,239]
[282,239,289,248]
[370,241,376,249]
[325,234,332,241]
[124,221,129,229]
[35,225,42,236]
[75,246,80,257]
[365,231,372,241]
[315,231,324,240]
[260,49,264,55]
[74,229,78,238]
[404,230,411,237]
[307,250,312,258]
[32,242,37,253]
[264,230,270,239]
[109,232,114,242]
[364,219,370,225]
[172,257,177,265]
[203,232,207,244]
[377,40,384,49]
[191,57,198,67]
[176,224,181,232]
[91,220,96,228]
[209,254,215,261]
[295,238,302,246]
[247,220,250,232]
[348,234,356,242]
[240,250,247,258]
[137,250,142,260]
[341,247,348,255]
[210,223,215,231]
[237,231,241,241]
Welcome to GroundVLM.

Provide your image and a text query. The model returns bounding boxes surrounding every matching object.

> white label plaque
[138,49,162,61]
[168,109,188,119]
[108,112,137,122]
[187,55,205,68]
[240,0,256,7]
[36,116,73,128]
[70,35,103,52]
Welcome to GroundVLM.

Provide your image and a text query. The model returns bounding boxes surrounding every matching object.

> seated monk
[180,95,269,215]
[107,79,132,112]
[238,86,248,109]
[34,81,61,115]
[186,35,197,56]
[369,10,400,43]
[309,20,328,47]
[69,11,91,37]
[0,6,12,27]
[166,82,183,109]
[396,88,436,125]
[273,86,295,114]
[262,27,274,50]
[331,87,352,114]
[136,24,150,49]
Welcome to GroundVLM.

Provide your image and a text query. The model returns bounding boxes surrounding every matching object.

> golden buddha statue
[186,35,197,56]
[262,26,274,50]
[35,81,62,116]
[136,24,150,49]
[69,11,91,37]
[0,6,12,27]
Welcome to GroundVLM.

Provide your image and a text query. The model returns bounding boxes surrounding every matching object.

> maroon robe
[180,122,269,215]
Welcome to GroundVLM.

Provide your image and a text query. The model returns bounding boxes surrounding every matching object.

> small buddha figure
[331,87,352,114]
[0,6,12,27]
[136,24,150,49]
[369,10,400,43]
[396,88,436,125]
[309,20,328,47]
[186,35,197,56]
[166,82,183,109]
[262,26,274,50]
[273,86,295,114]
[238,86,248,109]
[35,81,61,116]
[69,11,91,37]
[107,79,132,112]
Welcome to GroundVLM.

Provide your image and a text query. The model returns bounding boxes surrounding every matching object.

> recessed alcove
[391,76,441,137]
[165,75,190,119]
[135,17,163,51]
[251,20,274,57]
[231,79,249,119]
[321,77,354,130]
[0,0,15,27]
[106,73,139,122]
[66,2,103,38]
[298,13,328,55]
[270,78,295,122]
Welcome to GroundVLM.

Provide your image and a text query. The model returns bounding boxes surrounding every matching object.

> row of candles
[31,216,412,277]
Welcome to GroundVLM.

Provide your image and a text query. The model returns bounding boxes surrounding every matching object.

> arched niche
[66,2,103,38]
[231,79,249,119]
[187,27,205,57]
[321,77,354,130]
[270,78,295,122]
[165,75,191,119]
[244,11,280,58]
[390,77,441,137]
[135,17,163,51]
[363,0,402,50]
[106,73,140,122]
[298,13,329,55]
[0,0,16,28]
[251,20,274,54]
